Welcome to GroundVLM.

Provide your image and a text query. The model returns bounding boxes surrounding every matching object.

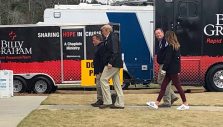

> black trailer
[0,24,120,93]
[155,0,223,91]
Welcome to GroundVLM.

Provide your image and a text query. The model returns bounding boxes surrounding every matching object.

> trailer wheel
[13,77,27,93]
[205,64,223,92]
[32,76,52,94]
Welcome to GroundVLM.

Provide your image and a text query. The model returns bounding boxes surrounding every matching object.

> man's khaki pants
[96,73,103,101]
[100,66,124,107]
[158,65,178,105]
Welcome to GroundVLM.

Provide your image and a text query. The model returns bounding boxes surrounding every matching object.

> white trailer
[44,3,155,88]
[43,2,223,92]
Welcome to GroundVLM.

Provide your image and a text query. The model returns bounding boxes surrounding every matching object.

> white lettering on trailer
[64,42,82,51]
[1,47,32,55]
[204,24,223,36]
[0,40,32,55]
[67,42,82,46]
[37,32,60,38]
[1,40,23,48]
[85,31,101,36]
[66,55,80,58]
[216,14,223,25]
[77,32,82,36]
[204,14,223,36]
[66,47,80,50]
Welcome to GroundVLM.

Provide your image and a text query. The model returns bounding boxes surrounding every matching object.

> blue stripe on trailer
[107,12,153,82]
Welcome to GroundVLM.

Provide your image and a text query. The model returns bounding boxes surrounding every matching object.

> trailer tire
[32,76,52,94]
[205,64,223,92]
[13,76,27,93]
[202,85,209,92]
[52,85,58,92]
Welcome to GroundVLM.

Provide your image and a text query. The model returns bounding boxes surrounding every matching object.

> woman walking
[147,31,189,110]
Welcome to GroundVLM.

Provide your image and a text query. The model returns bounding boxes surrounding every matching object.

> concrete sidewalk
[0,96,47,127]
[38,104,223,112]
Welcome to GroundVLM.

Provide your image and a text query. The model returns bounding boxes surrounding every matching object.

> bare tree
[0,0,1,24]
[0,0,81,24]
[0,0,11,24]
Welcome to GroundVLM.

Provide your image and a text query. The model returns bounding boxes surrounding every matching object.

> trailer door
[156,0,202,55]
[61,27,85,83]
[173,0,202,56]
[173,0,202,84]
[156,0,202,84]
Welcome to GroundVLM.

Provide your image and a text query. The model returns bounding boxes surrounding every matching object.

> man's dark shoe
[110,105,124,109]
[99,104,112,109]
[111,93,117,104]
[158,103,171,108]
[171,97,179,105]
[91,100,103,107]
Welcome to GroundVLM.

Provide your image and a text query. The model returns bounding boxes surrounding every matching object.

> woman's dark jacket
[162,45,181,74]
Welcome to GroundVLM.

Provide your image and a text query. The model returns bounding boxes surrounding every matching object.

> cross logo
[9,31,16,40]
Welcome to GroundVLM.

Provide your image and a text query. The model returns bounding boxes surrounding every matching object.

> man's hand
[161,70,166,75]
[108,63,112,69]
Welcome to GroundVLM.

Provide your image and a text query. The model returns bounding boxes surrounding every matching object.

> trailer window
[178,2,198,17]
[54,12,61,18]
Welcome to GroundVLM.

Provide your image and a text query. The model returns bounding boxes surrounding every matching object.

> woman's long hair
[165,31,180,50]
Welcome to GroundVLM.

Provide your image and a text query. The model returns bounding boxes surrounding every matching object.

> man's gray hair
[101,24,113,32]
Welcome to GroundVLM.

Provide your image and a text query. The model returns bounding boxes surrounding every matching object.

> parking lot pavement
[0,96,47,127]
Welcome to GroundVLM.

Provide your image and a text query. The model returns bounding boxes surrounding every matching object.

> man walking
[91,34,104,107]
[99,24,124,109]
[154,28,179,107]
